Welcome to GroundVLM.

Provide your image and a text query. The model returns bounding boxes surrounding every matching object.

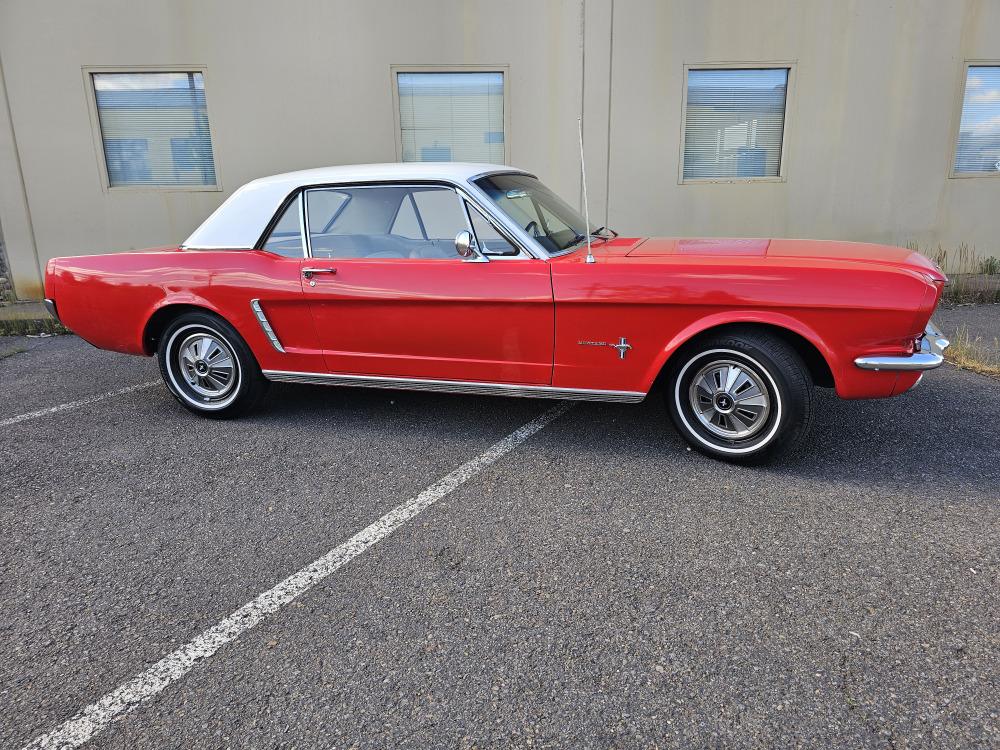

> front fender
[640,310,840,392]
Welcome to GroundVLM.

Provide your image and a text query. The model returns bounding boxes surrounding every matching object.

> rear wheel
[157,311,267,418]
[665,330,814,463]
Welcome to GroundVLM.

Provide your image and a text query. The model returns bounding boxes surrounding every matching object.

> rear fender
[141,294,228,355]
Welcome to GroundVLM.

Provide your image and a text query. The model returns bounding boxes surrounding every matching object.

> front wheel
[157,311,267,418]
[665,330,814,463]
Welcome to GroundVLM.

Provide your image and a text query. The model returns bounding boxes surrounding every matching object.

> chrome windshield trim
[261,370,645,403]
[467,168,536,182]
[854,322,950,372]
[250,299,285,353]
[179,244,255,250]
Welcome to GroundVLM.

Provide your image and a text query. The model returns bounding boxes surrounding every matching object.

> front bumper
[854,321,950,372]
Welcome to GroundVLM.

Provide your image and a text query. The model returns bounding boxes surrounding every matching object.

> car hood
[622,237,946,280]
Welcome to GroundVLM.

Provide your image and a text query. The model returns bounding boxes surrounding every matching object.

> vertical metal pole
[578,118,595,264]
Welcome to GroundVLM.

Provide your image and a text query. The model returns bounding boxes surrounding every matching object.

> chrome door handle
[302,267,337,279]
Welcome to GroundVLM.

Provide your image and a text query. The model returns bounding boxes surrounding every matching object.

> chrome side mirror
[454,230,475,258]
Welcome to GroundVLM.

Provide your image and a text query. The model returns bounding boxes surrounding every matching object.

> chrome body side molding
[250,299,285,353]
[854,321,950,372]
[261,370,646,403]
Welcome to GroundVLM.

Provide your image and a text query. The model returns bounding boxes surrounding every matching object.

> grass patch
[907,242,1000,304]
[0,317,68,337]
[945,325,1000,380]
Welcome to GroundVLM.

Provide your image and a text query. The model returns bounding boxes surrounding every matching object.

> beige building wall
[0,0,585,299]
[0,0,998,301]
[595,0,1000,255]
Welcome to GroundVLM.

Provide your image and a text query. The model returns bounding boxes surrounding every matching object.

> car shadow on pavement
[255,365,999,497]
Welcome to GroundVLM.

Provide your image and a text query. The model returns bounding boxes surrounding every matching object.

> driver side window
[305,185,469,260]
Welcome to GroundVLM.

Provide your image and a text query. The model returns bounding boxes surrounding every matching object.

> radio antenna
[578,117,595,264]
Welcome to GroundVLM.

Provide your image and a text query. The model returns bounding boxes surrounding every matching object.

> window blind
[93,72,217,187]
[954,66,1000,175]
[683,68,788,180]
[397,72,504,163]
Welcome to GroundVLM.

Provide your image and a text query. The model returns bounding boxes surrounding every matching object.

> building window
[954,65,1000,176]
[681,67,789,182]
[91,71,217,188]
[396,71,505,163]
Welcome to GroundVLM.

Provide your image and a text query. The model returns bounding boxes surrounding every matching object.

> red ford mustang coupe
[44,163,949,462]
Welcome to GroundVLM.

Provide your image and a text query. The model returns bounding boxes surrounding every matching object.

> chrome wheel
[159,314,265,418]
[687,358,771,440]
[175,332,237,402]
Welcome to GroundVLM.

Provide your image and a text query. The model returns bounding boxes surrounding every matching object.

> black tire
[665,330,814,464]
[157,311,268,418]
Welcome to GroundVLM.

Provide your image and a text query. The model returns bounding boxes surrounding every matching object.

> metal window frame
[82,64,222,193]
[390,64,511,165]
[294,181,539,262]
[676,61,796,186]
[948,60,1000,180]
[462,198,523,259]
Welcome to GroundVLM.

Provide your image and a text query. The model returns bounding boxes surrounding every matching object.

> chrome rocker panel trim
[249,299,285,353]
[262,370,646,403]
[854,321,950,372]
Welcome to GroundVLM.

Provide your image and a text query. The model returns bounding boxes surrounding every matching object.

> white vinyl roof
[182,162,527,249]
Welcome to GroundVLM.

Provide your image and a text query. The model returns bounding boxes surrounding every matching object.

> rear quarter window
[262,194,304,257]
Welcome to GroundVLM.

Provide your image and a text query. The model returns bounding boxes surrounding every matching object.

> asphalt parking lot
[1,335,998,749]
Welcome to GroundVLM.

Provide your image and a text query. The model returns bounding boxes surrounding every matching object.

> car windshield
[474,173,594,254]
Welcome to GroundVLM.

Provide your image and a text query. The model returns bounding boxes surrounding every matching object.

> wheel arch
[142,301,231,355]
[648,314,837,391]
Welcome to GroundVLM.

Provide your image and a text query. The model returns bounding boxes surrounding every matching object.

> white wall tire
[666,330,814,463]
[157,311,267,419]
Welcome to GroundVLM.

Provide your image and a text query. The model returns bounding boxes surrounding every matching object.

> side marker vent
[250,299,285,353]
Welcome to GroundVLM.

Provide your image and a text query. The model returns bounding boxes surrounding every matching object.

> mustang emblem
[577,337,633,360]
[610,337,633,359]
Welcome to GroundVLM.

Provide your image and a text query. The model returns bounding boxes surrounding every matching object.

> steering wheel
[524,220,541,237]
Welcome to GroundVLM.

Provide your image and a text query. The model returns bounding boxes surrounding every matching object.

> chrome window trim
[301,187,314,259]
[460,179,552,260]
[297,189,309,258]
[456,197,490,263]
[461,196,528,261]
[295,181,544,261]
[468,169,536,182]
[256,191,309,259]
[250,299,285,352]
[455,183,538,259]
[262,369,645,403]
[182,244,255,250]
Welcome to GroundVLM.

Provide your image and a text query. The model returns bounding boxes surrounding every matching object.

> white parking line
[0,381,160,428]
[21,401,573,750]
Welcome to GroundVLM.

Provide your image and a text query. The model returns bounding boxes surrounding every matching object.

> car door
[300,183,554,384]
